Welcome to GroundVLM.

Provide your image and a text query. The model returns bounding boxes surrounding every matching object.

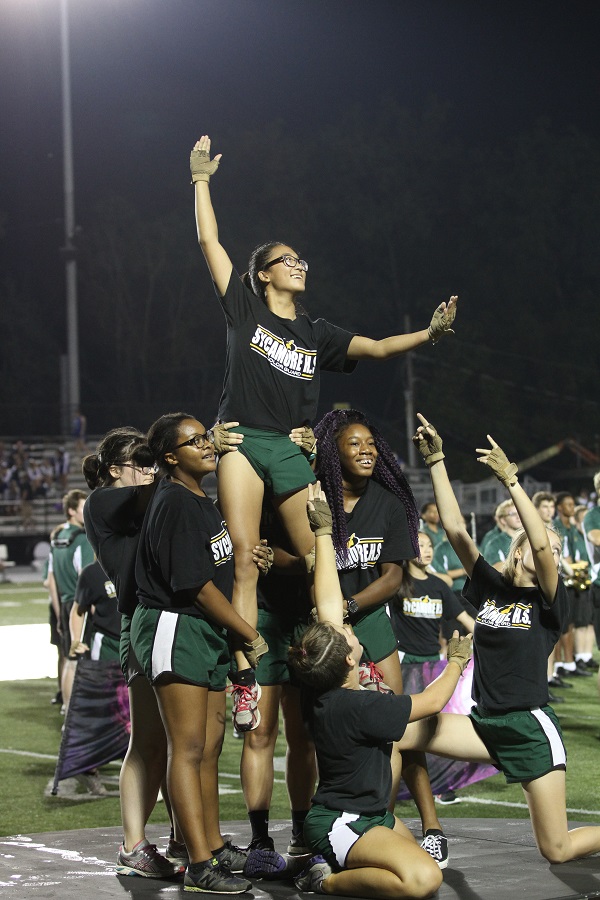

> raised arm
[413,414,480,577]
[307,482,344,627]
[191,134,233,296]
[347,296,457,360]
[476,436,560,602]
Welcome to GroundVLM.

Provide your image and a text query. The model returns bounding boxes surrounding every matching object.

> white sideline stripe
[151,611,178,679]
[458,795,600,816]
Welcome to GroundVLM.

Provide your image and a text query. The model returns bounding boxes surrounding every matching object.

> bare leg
[272,486,316,557]
[120,675,168,850]
[153,678,211,864]
[376,653,441,833]
[399,712,495,763]
[323,821,441,899]
[523,769,600,862]
[217,453,265,672]
[241,685,281,811]
[201,690,227,851]
[281,683,317,811]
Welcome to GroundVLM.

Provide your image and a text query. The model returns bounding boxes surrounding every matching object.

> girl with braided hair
[313,408,449,867]
[191,133,458,732]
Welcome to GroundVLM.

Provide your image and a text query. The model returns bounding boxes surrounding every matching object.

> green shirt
[421,523,446,550]
[432,538,468,591]
[482,530,512,565]
[50,523,94,605]
[583,505,600,585]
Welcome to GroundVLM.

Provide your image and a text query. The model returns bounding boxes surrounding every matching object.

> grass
[1,583,599,836]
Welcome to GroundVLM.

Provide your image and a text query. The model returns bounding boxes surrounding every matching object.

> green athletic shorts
[399,652,440,664]
[89,631,120,662]
[229,609,308,686]
[237,425,316,497]
[353,606,397,664]
[120,613,144,683]
[469,704,567,784]
[304,804,396,870]
[131,605,229,690]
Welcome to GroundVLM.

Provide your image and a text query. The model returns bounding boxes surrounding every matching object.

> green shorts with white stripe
[131,604,229,690]
[469,704,566,784]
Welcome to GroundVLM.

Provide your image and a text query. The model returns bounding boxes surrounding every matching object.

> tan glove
[190,148,220,183]
[428,297,457,344]
[482,444,519,488]
[412,419,445,467]
[307,497,333,536]
[211,421,243,454]
[446,633,473,674]
[243,633,268,669]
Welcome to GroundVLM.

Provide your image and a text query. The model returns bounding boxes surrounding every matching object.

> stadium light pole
[60,0,80,432]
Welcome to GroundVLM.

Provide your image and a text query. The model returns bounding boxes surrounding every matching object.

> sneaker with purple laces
[294,856,332,893]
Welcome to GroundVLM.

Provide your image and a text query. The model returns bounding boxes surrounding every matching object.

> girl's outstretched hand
[190,134,222,183]
[446,630,473,674]
[476,435,518,487]
[413,413,445,467]
[307,481,332,536]
[428,296,458,344]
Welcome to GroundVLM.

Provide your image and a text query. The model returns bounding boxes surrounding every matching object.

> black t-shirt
[84,484,155,617]
[136,478,234,618]
[74,560,121,639]
[389,571,464,656]
[216,272,357,432]
[463,555,568,711]
[311,688,412,813]
[337,481,414,616]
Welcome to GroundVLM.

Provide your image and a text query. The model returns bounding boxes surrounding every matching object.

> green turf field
[1,583,599,837]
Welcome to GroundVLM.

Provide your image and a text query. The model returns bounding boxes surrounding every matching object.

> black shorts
[59,601,74,657]
[49,603,60,647]
[572,590,594,628]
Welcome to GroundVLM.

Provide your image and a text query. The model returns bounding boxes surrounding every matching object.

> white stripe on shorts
[151,611,178,680]
[329,811,361,868]
[531,707,566,768]
[90,632,104,661]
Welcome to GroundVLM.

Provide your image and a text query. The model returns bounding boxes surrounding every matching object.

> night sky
[1,0,599,471]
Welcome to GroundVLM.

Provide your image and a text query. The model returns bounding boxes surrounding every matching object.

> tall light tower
[60,0,80,432]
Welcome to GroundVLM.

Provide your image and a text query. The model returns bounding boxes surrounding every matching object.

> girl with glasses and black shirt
[190,133,458,734]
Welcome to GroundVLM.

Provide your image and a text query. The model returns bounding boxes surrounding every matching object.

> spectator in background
[420,502,445,550]
[582,472,600,662]
[531,492,566,703]
[48,489,95,709]
[553,492,593,680]
[481,499,521,570]
[72,409,88,454]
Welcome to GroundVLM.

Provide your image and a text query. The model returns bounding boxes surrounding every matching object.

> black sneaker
[184,858,251,893]
[548,691,565,704]
[116,838,181,878]
[294,856,332,893]
[420,830,449,869]
[585,658,599,671]
[214,841,247,874]
[166,838,189,870]
[574,660,593,677]
[287,834,311,856]
[548,676,572,689]
[435,790,460,805]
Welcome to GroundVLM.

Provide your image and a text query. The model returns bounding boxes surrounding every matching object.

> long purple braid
[313,409,419,564]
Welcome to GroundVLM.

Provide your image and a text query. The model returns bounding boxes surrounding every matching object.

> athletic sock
[248,809,270,844]
[230,668,256,687]
[188,858,215,874]
[291,809,309,839]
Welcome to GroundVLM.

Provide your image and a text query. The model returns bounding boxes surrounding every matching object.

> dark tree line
[2,101,599,478]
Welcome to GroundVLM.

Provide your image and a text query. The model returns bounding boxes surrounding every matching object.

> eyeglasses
[263,254,308,273]
[172,431,213,451]
[122,463,158,476]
